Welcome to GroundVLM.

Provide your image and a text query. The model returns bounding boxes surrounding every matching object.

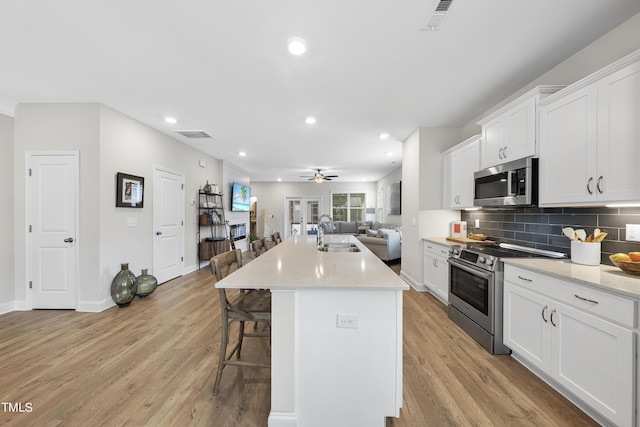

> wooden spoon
[562,227,575,240]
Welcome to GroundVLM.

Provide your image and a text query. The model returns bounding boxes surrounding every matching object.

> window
[332,192,366,222]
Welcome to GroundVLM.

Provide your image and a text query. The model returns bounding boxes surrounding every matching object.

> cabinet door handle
[586,177,593,195]
[517,275,532,282]
[596,176,603,194]
[156,231,163,236]
[433,259,438,267]
[498,147,504,159]
[64,237,74,243]
[574,294,599,304]
[550,309,557,327]
[541,305,548,323]
[503,146,508,159]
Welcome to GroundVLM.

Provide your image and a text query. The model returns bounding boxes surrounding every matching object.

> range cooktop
[450,242,566,272]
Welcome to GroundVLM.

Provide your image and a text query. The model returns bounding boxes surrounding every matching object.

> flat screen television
[231,182,251,212]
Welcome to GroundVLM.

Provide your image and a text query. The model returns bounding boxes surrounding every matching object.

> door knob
[156,231,163,236]
[64,237,74,243]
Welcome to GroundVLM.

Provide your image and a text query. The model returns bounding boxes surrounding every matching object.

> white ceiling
[1,1,640,182]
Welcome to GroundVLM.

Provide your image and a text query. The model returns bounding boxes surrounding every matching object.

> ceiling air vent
[420,0,454,31]
[174,130,215,139]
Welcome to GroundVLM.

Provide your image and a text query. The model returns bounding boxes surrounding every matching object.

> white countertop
[423,237,460,247]
[503,258,640,300]
[216,234,410,291]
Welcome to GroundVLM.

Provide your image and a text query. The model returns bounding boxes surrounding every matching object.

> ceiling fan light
[288,38,307,56]
[315,176,323,183]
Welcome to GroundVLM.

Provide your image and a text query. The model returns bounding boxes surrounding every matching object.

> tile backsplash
[461,207,640,265]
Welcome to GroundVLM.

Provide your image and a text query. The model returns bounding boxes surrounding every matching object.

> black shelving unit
[197,191,228,267]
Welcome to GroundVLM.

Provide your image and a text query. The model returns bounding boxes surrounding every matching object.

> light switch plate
[127,217,138,227]
[626,224,640,242]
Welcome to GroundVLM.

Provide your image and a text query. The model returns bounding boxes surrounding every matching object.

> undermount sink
[318,243,361,253]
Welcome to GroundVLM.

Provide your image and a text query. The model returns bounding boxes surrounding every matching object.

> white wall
[222,161,251,253]
[0,114,14,313]
[98,105,222,307]
[401,128,461,288]
[462,12,640,138]
[13,103,222,311]
[250,181,377,239]
[14,103,101,309]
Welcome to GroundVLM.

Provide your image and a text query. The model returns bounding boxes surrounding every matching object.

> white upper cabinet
[477,86,564,169]
[539,50,640,206]
[442,135,480,209]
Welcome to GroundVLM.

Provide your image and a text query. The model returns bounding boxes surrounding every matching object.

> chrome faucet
[317,214,333,246]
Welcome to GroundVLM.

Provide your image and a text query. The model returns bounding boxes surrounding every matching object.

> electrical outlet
[626,224,640,242]
[475,219,480,228]
[336,314,358,329]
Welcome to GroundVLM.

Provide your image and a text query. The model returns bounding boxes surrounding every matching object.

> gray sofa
[320,220,401,261]
[356,226,402,261]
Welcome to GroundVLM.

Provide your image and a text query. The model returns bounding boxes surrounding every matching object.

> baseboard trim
[399,270,423,291]
[0,300,15,315]
[268,411,297,426]
[77,298,115,312]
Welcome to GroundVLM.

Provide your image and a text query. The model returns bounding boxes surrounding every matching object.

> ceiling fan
[299,169,338,183]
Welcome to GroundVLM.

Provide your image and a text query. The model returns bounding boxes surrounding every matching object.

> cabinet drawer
[505,265,635,328]
[424,242,450,259]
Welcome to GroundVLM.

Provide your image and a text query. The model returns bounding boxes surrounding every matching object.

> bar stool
[210,249,271,395]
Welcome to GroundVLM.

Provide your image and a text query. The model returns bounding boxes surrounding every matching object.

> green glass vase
[111,263,137,307]
[136,269,158,298]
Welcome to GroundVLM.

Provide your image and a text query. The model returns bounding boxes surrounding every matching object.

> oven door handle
[448,259,494,281]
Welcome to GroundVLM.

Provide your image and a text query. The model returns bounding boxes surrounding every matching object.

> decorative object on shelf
[136,269,158,298]
[203,180,212,194]
[111,263,138,307]
[116,172,144,208]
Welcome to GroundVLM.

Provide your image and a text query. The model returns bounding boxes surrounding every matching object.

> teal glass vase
[136,269,158,298]
[111,263,137,307]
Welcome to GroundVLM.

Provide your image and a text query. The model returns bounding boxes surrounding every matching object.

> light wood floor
[0,262,597,426]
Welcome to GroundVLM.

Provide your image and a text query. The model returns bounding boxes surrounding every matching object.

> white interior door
[284,197,322,239]
[153,167,184,284]
[29,152,79,309]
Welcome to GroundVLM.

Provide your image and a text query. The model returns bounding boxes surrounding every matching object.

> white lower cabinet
[504,267,635,427]
[423,242,449,304]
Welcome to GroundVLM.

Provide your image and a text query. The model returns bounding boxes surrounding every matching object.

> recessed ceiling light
[239,151,247,157]
[288,38,307,56]
[165,116,177,124]
[386,152,393,156]
[277,178,282,182]
[305,116,316,124]
[379,133,389,139]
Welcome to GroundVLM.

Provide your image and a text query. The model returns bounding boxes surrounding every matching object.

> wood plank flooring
[0,262,597,426]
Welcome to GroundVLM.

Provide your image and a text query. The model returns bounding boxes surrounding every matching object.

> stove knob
[450,248,459,256]
[478,256,486,264]
[485,259,494,266]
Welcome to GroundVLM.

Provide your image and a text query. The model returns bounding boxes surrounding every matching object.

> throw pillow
[377,228,395,237]
[321,222,334,233]
[366,229,378,237]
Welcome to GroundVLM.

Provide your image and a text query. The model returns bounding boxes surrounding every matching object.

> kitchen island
[216,234,409,427]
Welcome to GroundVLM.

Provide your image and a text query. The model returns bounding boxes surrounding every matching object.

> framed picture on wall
[387,181,401,215]
[116,172,144,208]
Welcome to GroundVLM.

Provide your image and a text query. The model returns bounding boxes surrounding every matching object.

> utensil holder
[571,241,601,266]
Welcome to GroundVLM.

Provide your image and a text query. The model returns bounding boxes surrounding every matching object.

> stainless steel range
[447,243,566,354]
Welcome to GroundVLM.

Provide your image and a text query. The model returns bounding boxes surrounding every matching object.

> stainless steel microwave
[474,157,538,207]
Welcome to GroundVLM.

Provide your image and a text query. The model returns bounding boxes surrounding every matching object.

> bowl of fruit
[609,252,640,276]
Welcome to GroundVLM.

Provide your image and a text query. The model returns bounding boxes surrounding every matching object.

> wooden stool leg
[236,320,245,359]
[213,318,230,395]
